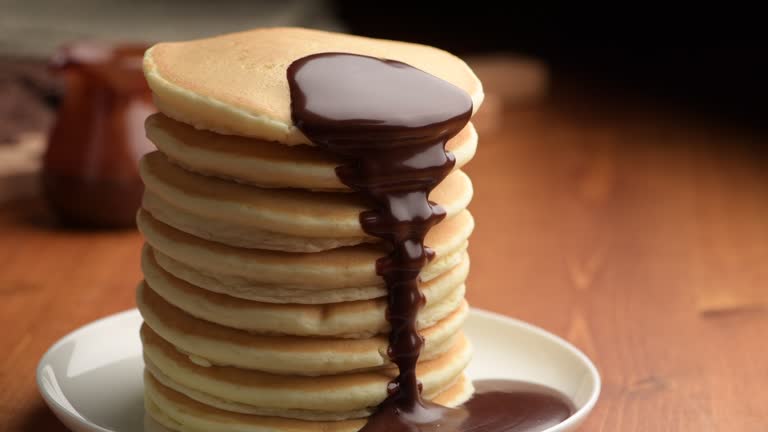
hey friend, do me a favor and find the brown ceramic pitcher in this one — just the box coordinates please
[43,41,154,228]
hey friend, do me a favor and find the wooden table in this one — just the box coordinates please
[1,94,767,431]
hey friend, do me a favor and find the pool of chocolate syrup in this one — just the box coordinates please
[288,53,573,431]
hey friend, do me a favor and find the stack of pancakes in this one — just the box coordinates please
[136,27,484,432]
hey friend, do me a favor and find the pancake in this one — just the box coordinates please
[137,285,468,374]
[142,191,368,253]
[146,361,463,421]
[141,249,468,337]
[142,327,471,418]
[144,373,473,432]
[143,27,483,144]
[137,209,473,294]
[152,244,466,304]
[139,151,474,251]
[146,113,477,192]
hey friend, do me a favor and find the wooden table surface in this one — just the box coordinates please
[1,94,767,432]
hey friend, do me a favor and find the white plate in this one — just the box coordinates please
[37,308,600,432]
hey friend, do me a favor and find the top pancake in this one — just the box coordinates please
[143,27,484,144]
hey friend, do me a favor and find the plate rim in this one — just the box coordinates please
[37,307,601,432]
[36,309,141,432]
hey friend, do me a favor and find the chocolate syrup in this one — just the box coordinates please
[356,380,574,432]
[288,53,573,431]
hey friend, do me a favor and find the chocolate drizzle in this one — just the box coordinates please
[289,52,468,410]
[288,53,573,431]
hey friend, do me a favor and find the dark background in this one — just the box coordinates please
[337,3,767,128]
[0,2,764,143]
